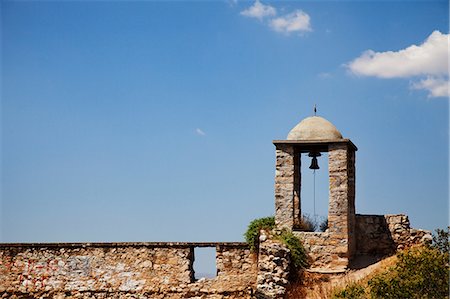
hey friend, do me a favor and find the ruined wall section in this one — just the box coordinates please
[355,214,432,256]
[355,215,395,255]
[294,214,431,271]
[293,232,335,271]
[0,242,257,298]
[256,231,291,298]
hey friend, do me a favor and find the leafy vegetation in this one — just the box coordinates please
[244,216,308,269]
[432,226,449,254]
[368,246,449,299]
[277,229,309,269]
[244,216,275,252]
[331,243,449,299]
[333,283,366,299]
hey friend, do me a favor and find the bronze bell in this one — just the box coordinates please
[308,152,321,170]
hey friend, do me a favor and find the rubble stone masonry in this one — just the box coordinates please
[294,214,431,271]
[0,242,258,299]
[355,214,432,256]
[274,144,297,231]
[256,231,291,298]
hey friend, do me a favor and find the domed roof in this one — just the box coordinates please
[287,116,343,140]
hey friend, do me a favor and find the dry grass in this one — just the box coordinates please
[286,255,398,298]
[286,271,335,299]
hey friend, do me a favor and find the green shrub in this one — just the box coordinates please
[276,229,309,269]
[368,246,449,299]
[332,283,366,299]
[244,216,275,252]
[331,245,449,299]
[432,226,449,254]
[244,217,308,269]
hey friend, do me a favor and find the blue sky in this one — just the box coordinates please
[1,0,448,250]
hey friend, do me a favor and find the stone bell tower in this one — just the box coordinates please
[273,115,357,270]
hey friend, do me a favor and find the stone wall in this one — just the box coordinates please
[0,242,258,299]
[355,215,395,255]
[256,231,291,298]
[355,214,432,256]
[327,143,356,270]
[274,144,298,230]
[293,214,432,272]
[293,232,338,272]
[0,221,432,298]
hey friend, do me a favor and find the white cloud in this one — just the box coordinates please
[348,31,448,78]
[318,72,332,79]
[195,128,206,136]
[228,0,238,7]
[411,76,449,98]
[347,31,449,98]
[240,0,276,20]
[269,10,312,34]
[240,2,312,36]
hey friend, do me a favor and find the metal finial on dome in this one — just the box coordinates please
[313,104,317,116]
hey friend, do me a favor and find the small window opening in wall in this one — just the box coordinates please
[301,152,329,232]
[193,247,217,280]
